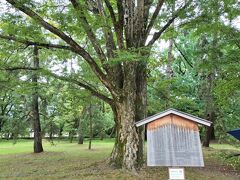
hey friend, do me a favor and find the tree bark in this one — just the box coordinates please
[110,62,147,171]
[32,46,43,153]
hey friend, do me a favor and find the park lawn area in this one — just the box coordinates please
[0,139,239,180]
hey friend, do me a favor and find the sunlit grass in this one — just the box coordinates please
[210,143,240,151]
[0,138,114,155]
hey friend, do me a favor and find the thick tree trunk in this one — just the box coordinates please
[32,46,43,153]
[110,62,147,171]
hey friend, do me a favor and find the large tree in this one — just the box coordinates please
[1,0,193,170]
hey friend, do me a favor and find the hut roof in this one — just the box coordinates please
[136,108,211,127]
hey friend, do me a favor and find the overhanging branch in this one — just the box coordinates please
[0,34,72,51]
[1,65,114,105]
[41,70,114,105]
[0,67,40,71]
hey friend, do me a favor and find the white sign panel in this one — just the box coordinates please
[168,168,185,180]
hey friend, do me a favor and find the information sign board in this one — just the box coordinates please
[168,168,185,180]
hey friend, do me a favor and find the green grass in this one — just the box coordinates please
[0,139,239,180]
[210,143,240,151]
[0,139,113,155]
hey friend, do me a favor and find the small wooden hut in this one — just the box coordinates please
[136,108,211,167]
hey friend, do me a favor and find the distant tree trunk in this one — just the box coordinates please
[167,39,174,77]
[88,104,93,150]
[69,131,74,143]
[99,130,104,140]
[78,119,84,144]
[32,46,43,153]
[109,125,116,138]
[202,71,216,147]
[49,130,53,141]
[201,33,218,147]
[5,133,10,140]
[203,110,215,147]
[41,98,48,138]
[78,134,84,144]
[165,2,175,108]
[167,2,175,78]
[78,108,85,144]
[58,123,64,138]
[0,114,3,132]
[203,126,213,147]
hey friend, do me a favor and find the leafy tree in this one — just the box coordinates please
[1,0,239,171]
[1,0,192,170]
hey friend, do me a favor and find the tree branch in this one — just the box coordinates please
[115,0,125,49]
[145,0,165,38]
[0,34,72,51]
[173,40,193,68]
[70,0,107,63]
[1,65,113,105]
[147,0,192,46]
[41,70,114,105]
[5,0,114,96]
[104,0,116,25]
[0,67,40,71]
[103,0,123,50]
[96,0,116,59]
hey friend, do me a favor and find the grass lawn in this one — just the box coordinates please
[0,139,239,180]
